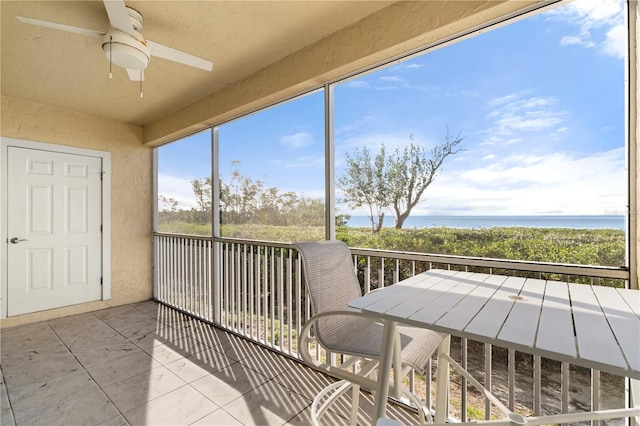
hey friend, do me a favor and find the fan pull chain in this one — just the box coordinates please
[108,35,113,79]
[139,71,143,98]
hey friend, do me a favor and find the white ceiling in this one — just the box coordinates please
[1,1,394,126]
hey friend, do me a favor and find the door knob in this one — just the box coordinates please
[9,237,27,244]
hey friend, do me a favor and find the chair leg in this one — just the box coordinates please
[312,380,360,426]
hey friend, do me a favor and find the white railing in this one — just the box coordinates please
[154,233,631,424]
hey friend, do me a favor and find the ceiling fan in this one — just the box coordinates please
[16,0,213,82]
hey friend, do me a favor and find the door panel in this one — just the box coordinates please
[7,147,103,316]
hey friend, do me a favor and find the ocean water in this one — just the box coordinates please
[346,215,626,231]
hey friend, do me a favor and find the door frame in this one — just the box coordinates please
[0,137,111,319]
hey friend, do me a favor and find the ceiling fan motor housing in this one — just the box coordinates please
[102,29,150,70]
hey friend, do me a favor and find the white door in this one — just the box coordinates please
[7,147,103,316]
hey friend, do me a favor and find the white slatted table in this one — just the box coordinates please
[347,269,640,425]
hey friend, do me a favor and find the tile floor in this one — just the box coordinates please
[0,301,417,426]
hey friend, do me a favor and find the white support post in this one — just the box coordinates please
[435,335,451,423]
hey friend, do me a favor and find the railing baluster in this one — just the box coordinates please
[249,245,255,340]
[365,256,371,293]
[561,362,570,425]
[242,244,248,335]
[591,369,600,426]
[296,253,302,358]
[287,250,293,355]
[508,348,515,412]
[278,250,284,351]
[485,343,492,420]
[153,234,631,425]
[263,247,268,344]
[534,355,542,416]
[462,337,468,422]
[270,246,276,348]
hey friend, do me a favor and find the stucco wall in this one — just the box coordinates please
[0,95,153,327]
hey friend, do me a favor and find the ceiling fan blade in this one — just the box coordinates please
[16,16,104,38]
[103,0,134,35]
[147,40,213,72]
[126,68,144,81]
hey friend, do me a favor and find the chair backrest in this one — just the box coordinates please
[293,241,362,315]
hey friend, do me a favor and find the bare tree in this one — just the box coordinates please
[337,145,391,233]
[338,130,463,232]
[388,131,463,228]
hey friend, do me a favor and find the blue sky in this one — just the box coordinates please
[159,0,626,217]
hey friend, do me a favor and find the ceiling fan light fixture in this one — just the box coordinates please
[102,31,149,70]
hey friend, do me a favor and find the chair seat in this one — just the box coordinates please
[316,309,446,371]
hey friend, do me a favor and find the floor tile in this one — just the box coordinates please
[72,339,141,367]
[100,309,153,329]
[86,350,161,387]
[207,331,268,362]
[96,414,130,426]
[0,322,52,343]
[123,385,218,425]
[237,346,298,380]
[94,305,142,321]
[0,409,16,426]
[190,408,244,425]
[9,370,118,426]
[143,336,211,365]
[1,345,82,388]
[285,406,350,426]
[51,319,125,351]
[190,362,271,407]
[47,312,100,329]
[221,379,311,426]
[164,347,235,383]
[101,366,186,412]
[0,301,423,426]
[131,300,162,316]
[123,320,186,350]
[271,361,335,401]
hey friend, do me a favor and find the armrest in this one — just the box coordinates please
[298,308,379,367]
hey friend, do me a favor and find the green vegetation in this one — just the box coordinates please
[157,222,625,269]
[337,226,625,268]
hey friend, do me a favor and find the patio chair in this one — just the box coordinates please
[294,241,447,425]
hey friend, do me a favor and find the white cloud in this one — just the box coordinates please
[483,93,566,138]
[280,156,325,169]
[482,154,495,160]
[550,0,624,58]
[603,23,626,58]
[495,113,563,132]
[416,148,625,215]
[280,132,314,148]
[483,94,566,138]
[157,174,198,210]
[505,97,555,110]
[379,75,405,83]
[560,35,595,48]
[487,93,520,107]
[344,80,369,89]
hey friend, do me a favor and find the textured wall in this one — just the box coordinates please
[0,95,153,327]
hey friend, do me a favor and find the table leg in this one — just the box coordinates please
[372,319,398,425]
[435,335,451,423]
